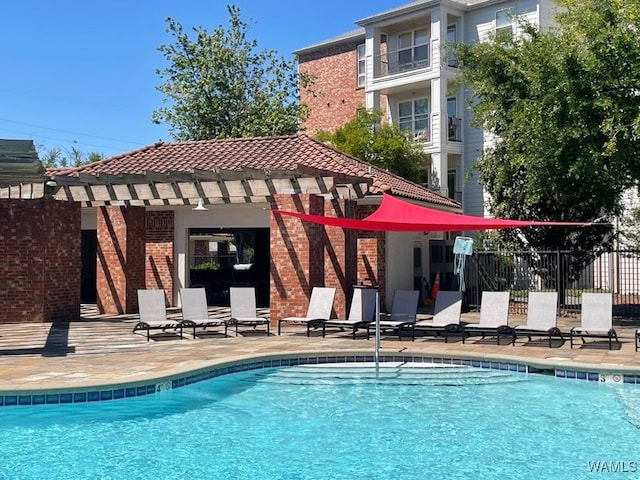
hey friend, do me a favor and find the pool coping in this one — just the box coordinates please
[2,348,640,407]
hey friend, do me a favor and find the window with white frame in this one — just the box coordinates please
[495,9,514,39]
[357,43,366,88]
[399,98,429,141]
[398,28,429,70]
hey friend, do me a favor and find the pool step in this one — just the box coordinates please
[253,363,526,386]
[616,388,640,428]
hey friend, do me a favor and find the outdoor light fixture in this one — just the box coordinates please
[193,198,208,211]
[43,179,58,198]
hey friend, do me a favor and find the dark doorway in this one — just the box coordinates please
[188,228,270,307]
[429,239,456,292]
[81,230,97,303]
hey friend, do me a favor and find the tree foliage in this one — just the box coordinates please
[153,5,310,140]
[315,107,428,184]
[40,146,103,168]
[455,0,640,254]
[620,206,640,249]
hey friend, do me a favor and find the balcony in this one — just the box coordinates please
[448,117,462,142]
[373,44,430,79]
[412,128,431,143]
[449,190,463,203]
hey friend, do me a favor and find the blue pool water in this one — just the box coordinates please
[1,364,639,480]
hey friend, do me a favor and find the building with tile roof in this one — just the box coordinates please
[50,133,458,207]
[1,133,461,325]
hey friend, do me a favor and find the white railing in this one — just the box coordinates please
[373,44,430,78]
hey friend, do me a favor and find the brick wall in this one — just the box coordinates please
[299,40,388,135]
[145,211,174,305]
[269,194,363,323]
[270,194,326,323]
[0,198,80,323]
[323,198,356,319]
[96,205,146,314]
[298,40,366,134]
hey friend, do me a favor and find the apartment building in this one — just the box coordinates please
[295,0,556,218]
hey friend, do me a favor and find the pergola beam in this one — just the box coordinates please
[1,167,373,206]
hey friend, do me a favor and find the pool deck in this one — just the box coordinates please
[1,305,639,393]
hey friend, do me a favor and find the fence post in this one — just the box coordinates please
[556,247,565,308]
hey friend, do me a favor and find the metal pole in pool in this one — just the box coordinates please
[375,289,380,368]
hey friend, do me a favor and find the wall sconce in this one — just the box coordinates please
[43,180,58,198]
[193,198,208,211]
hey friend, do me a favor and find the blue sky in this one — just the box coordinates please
[1,1,401,159]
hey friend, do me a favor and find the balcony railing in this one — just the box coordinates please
[448,116,462,142]
[410,127,431,143]
[449,190,463,203]
[373,44,430,78]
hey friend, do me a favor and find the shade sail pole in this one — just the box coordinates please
[375,289,380,368]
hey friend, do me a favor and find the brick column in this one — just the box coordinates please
[322,198,356,319]
[0,198,80,323]
[145,211,174,305]
[96,205,146,314]
[270,194,325,324]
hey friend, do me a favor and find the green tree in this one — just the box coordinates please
[455,0,640,255]
[153,5,310,140]
[620,206,640,249]
[316,107,428,184]
[40,146,103,168]
[40,147,65,168]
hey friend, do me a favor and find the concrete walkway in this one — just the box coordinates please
[0,305,639,393]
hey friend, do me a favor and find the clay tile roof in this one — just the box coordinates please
[52,134,458,208]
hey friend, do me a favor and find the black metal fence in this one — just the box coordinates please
[463,249,640,320]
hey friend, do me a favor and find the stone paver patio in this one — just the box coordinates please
[0,305,638,394]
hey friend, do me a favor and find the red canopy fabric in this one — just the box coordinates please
[272,193,590,232]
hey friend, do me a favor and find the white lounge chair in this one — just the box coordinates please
[413,290,463,342]
[462,291,513,344]
[322,288,378,339]
[366,289,420,340]
[513,291,563,347]
[179,287,227,338]
[570,293,619,349]
[133,289,183,341]
[229,287,270,336]
[277,287,336,336]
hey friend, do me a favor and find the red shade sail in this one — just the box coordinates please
[272,193,590,232]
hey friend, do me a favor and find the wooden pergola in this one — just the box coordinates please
[0,166,372,206]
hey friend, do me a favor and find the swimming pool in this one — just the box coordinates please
[1,363,639,480]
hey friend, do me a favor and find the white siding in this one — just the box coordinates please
[461,97,486,217]
[385,231,421,310]
[465,0,542,43]
[460,0,546,218]
[539,0,559,29]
